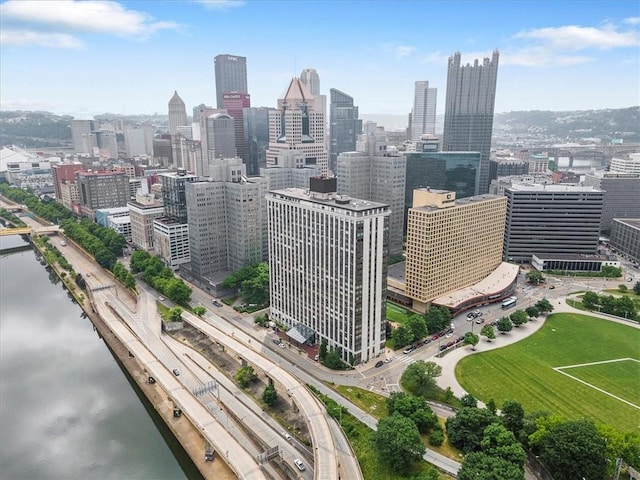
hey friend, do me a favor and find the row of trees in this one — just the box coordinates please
[129,250,191,305]
[0,207,26,227]
[389,306,452,350]
[0,184,73,224]
[222,263,269,306]
[582,291,639,320]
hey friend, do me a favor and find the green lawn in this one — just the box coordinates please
[386,302,413,323]
[559,359,640,406]
[456,313,640,432]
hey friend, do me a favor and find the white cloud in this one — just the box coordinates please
[0,0,179,38]
[514,24,639,51]
[501,47,593,67]
[623,17,640,25]
[0,29,83,48]
[394,45,416,58]
[192,0,246,9]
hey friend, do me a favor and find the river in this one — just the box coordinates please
[0,234,202,480]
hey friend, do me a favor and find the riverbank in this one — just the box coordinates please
[31,235,233,480]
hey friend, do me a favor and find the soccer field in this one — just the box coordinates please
[456,313,640,432]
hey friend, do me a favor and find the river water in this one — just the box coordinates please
[0,235,202,480]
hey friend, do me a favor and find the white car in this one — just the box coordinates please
[294,459,305,471]
[282,431,292,441]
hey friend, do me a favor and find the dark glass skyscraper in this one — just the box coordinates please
[442,50,499,194]
[329,88,362,174]
[214,54,248,109]
[243,107,272,176]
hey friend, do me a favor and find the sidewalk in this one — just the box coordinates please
[432,300,639,399]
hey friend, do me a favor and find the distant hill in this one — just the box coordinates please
[0,111,73,148]
[493,107,640,143]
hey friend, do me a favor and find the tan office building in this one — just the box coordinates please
[404,189,507,312]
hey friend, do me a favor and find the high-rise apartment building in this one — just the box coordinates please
[404,151,480,220]
[443,51,499,194]
[168,91,188,137]
[222,92,250,162]
[410,81,437,141]
[267,177,390,364]
[266,78,329,175]
[76,170,130,215]
[70,119,95,154]
[404,189,507,312]
[337,134,406,255]
[299,68,320,95]
[185,159,268,279]
[609,152,640,174]
[329,88,362,174]
[504,184,604,263]
[160,169,199,224]
[214,54,248,109]
[583,172,640,232]
[243,107,273,176]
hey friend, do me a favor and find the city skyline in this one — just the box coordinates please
[0,0,638,119]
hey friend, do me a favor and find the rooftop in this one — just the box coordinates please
[270,188,388,212]
[614,218,640,229]
[507,183,602,193]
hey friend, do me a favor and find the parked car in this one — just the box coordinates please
[403,347,414,354]
[384,357,392,363]
[375,360,384,368]
[549,285,555,290]
[294,459,306,471]
[431,334,440,341]
[438,345,447,351]
[212,300,223,307]
[282,431,292,441]
[172,369,180,376]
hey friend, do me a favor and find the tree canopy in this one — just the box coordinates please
[480,324,496,341]
[497,316,513,334]
[423,305,451,334]
[526,270,544,285]
[223,263,269,306]
[509,310,528,327]
[387,392,438,433]
[373,414,426,474]
[458,452,524,480]
[446,407,499,453]
[400,361,442,397]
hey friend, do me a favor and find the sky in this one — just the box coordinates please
[0,0,639,120]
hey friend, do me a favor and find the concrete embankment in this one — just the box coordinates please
[31,238,233,480]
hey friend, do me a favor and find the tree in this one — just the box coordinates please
[526,269,545,285]
[501,400,524,436]
[391,324,414,349]
[319,339,328,361]
[406,314,428,342]
[167,307,183,322]
[634,281,640,295]
[323,349,344,370]
[525,306,539,320]
[618,284,628,292]
[496,316,513,334]
[262,383,278,407]
[534,298,554,314]
[464,332,480,350]
[387,392,438,433]
[480,324,496,342]
[401,361,442,397]
[509,310,528,327]
[166,278,192,305]
[582,291,600,309]
[480,423,526,468]
[458,452,524,480]
[192,306,206,317]
[446,407,499,453]
[613,295,637,320]
[460,393,478,408]
[428,428,444,446]
[539,420,607,480]
[424,305,451,334]
[235,365,257,388]
[601,265,622,278]
[373,414,426,474]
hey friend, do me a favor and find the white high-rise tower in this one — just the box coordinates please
[410,81,437,140]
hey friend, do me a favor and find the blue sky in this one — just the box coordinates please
[1,0,638,120]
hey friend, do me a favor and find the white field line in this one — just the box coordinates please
[553,358,640,410]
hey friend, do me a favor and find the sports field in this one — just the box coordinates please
[456,313,640,431]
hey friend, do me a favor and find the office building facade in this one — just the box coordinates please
[168,91,188,137]
[404,151,480,220]
[583,172,640,232]
[442,50,499,194]
[71,119,95,154]
[410,81,437,141]
[299,68,320,95]
[128,194,164,251]
[243,107,273,176]
[504,184,604,263]
[76,170,130,213]
[222,92,251,161]
[160,169,199,224]
[214,54,248,109]
[205,113,237,161]
[404,190,507,312]
[267,177,390,364]
[610,219,640,264]
[52,163,83,201]
[329,88,362,174]
[266,78,328,175]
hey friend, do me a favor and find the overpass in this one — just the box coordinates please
[0,225,60,236]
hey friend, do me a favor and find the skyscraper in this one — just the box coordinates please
[266,78,329,175]
[205,113,237,161]
[443,50,499,194]
[300,68,320,95]
[70,119,95,154]
[329,88,362,174]
[168,91,188,136]
[222,92,251,162]
[214,54,248,109]
[243,107,273,176]
[410,81,437,140]
[267,177,389,364]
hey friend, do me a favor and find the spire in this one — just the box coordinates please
[169,90,185,106]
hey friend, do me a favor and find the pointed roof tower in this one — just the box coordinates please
[278,78,314,110]
[169,90,185,107]
[168,90,188,136]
